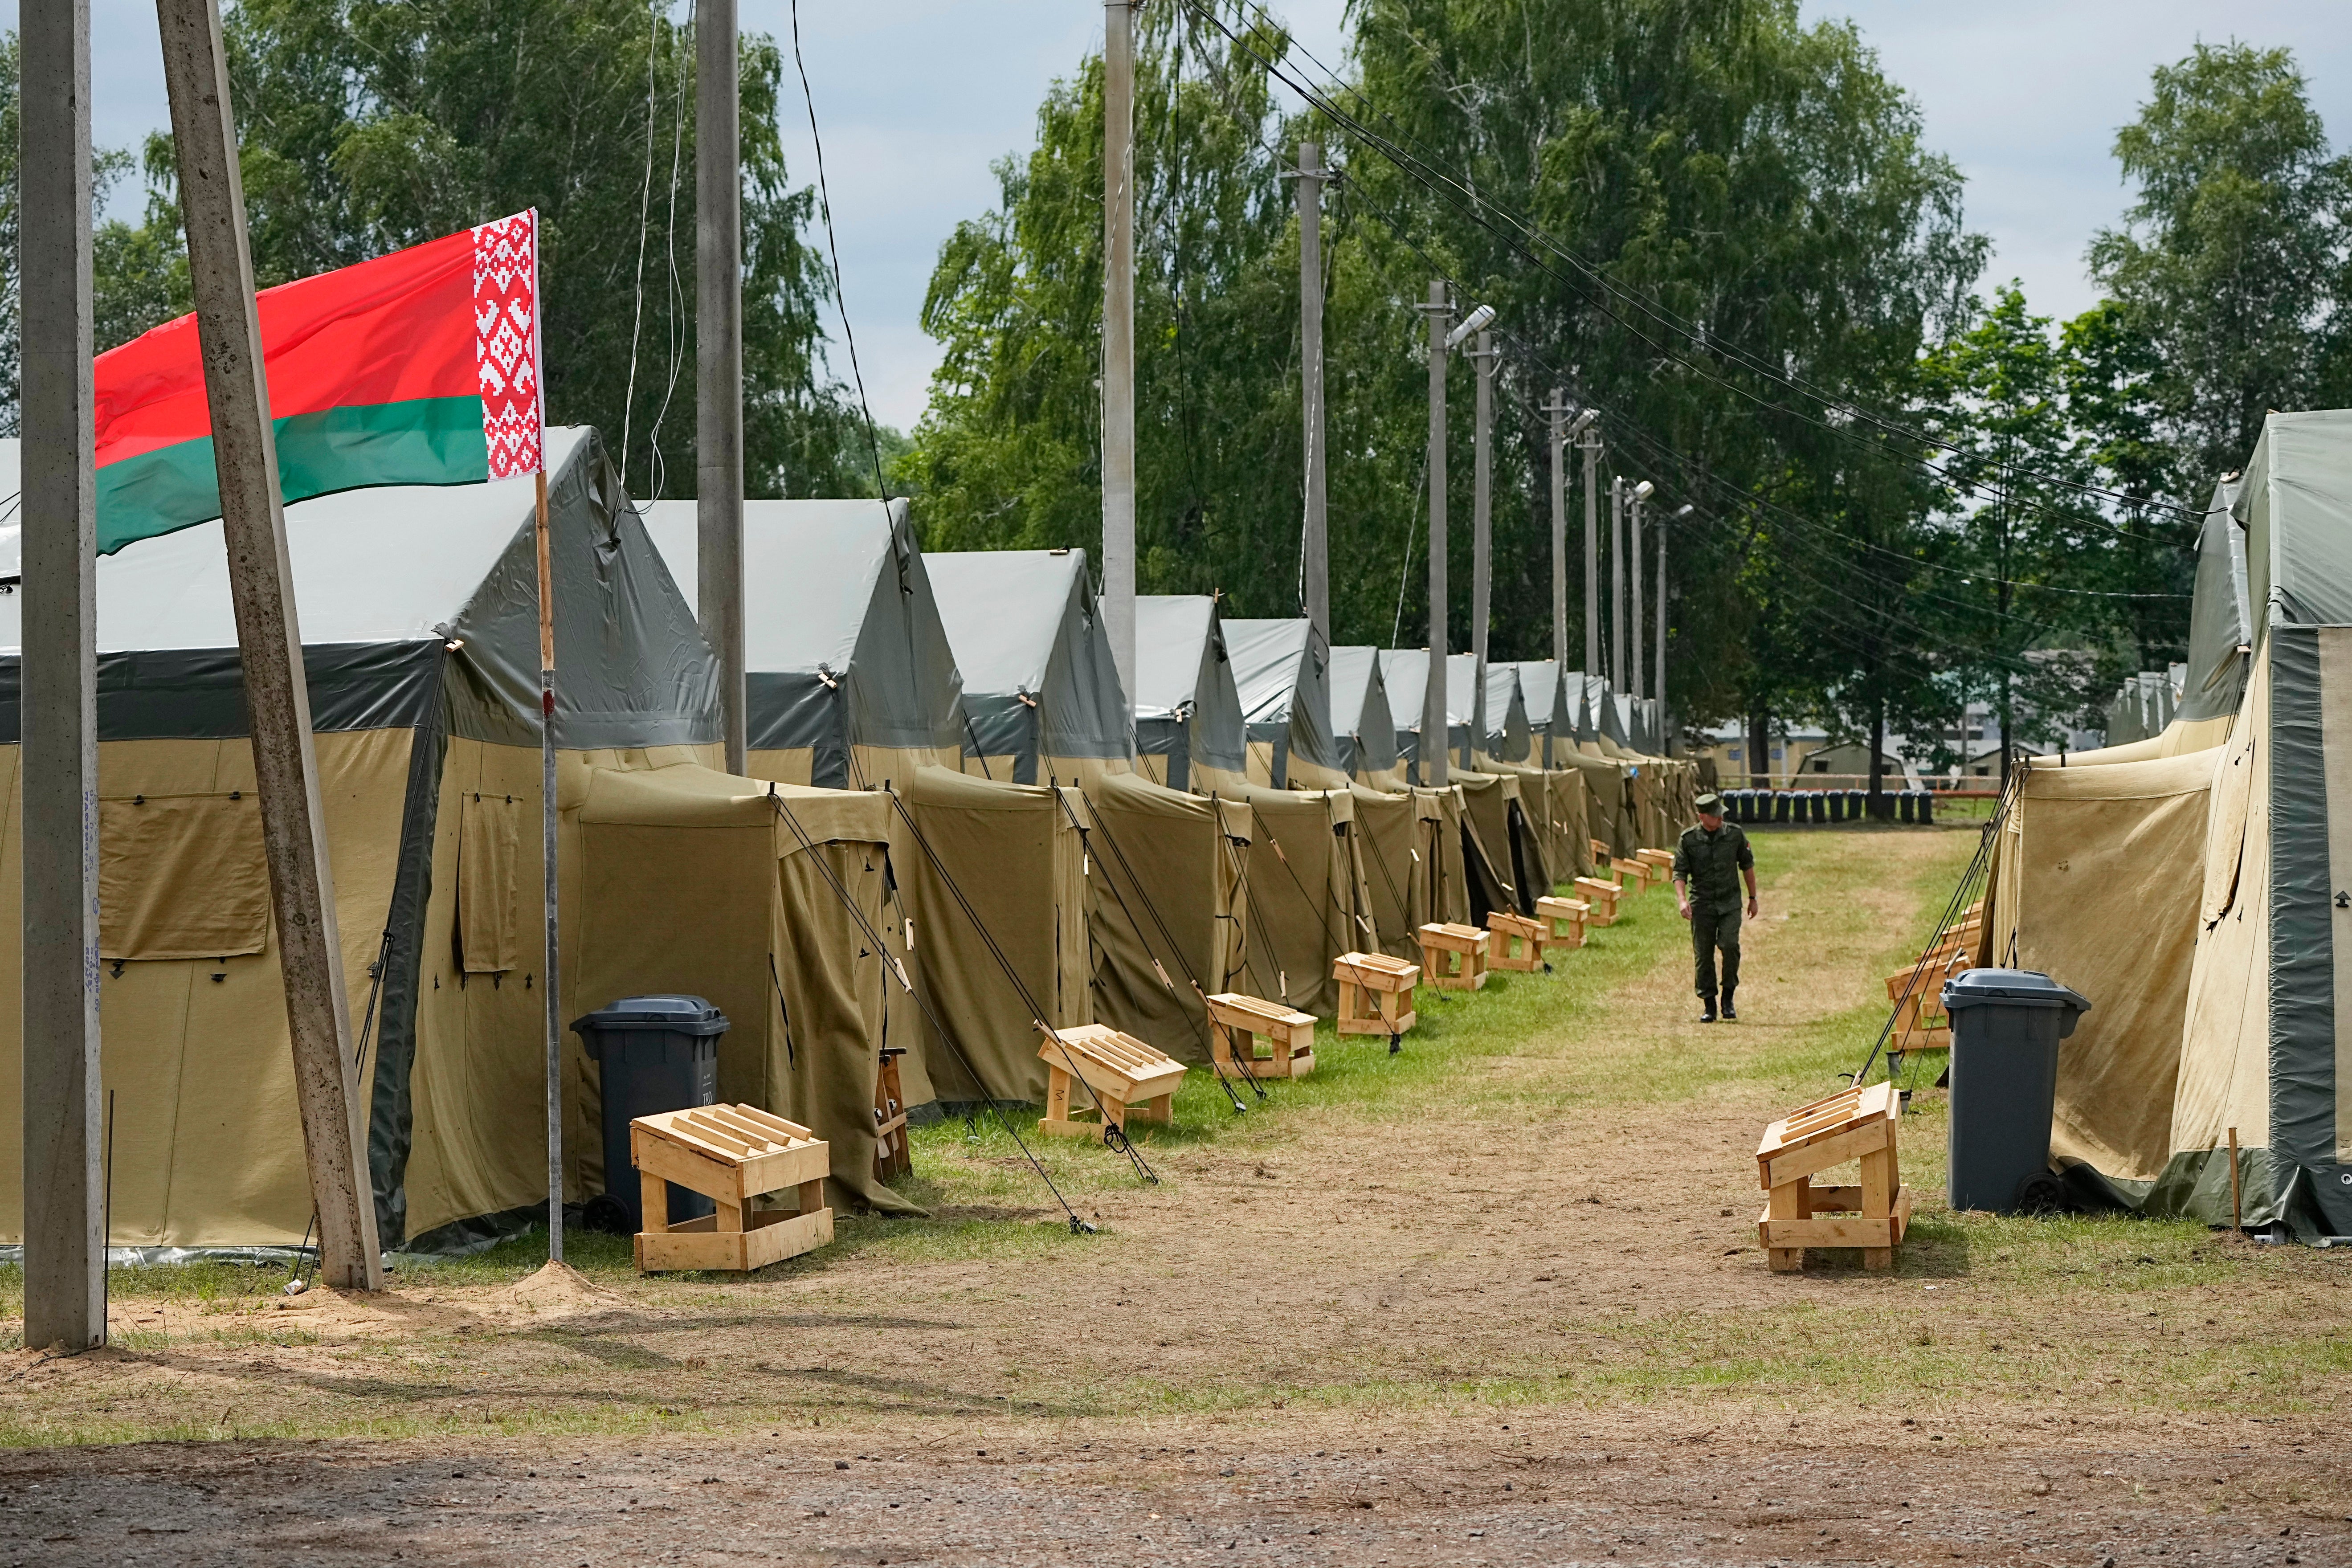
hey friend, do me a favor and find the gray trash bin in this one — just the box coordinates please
[1940,969,2091,1213]
[572,995,730,1232]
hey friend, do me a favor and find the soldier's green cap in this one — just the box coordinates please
[1695,792,1724,814]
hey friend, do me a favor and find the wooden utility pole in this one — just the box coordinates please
[157,0,382,1290]
[1420,282,1450,787]
[535,469,561,1260]
[1469,331,1496,756]
[1545,390,1567,670]
[698,0,745,776]
[1101,0,1138,707]
[20,0,105,1351]
[1297,142,1328,641]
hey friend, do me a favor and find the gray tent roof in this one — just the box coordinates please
[2238,409,2352,644]
[0,426,718,748]
[2179,476,2252,723]
[1132,594,1246,778]
[1378,650,1478,768]
[642,498,965,779]
[1224,616,1343,779]
[1515,660,1563,736]
[1327,644,1397,776]
[929,548,1132,773]
[1482,660,1531,760]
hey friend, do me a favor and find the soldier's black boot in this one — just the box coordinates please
[1698,994,1718,1024]
[1722,986,1738,1021]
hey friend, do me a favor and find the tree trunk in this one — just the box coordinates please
[1747,707,1772,791]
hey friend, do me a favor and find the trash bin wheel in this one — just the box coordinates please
[2013,1171,2068,1215]
[583,1192,634,1235]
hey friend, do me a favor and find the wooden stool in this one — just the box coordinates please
[1204,992,1316,1079]
[1611,856,1654,890]
[1589,837,1610,863]
[1417,921,1490,990]
[1037,1024,1187,1139]
[1883,946,1971,1064]
[1573,876,1621,926]
[1485,910,1545,972]
[1334,952,1420,1039]
[873,1045,912,1184]
[1756,1081,1912,1273]
[1535,895,1588,950]
[1635,848,1675,880]
[631,1103,833,1274]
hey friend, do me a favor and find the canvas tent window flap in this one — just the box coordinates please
[458,790,523,972]
[99,793,269,960]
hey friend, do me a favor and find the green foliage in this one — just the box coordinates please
[2089,41,2352,488]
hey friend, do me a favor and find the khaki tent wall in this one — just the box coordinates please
[1453,771,1528,915]
[1406,785,1508,926]
[2037,715,2235,768]
[901,766,1090,1105]
[1082,772,1250,1062]
[1988,746,2220,1182]
[1223,784,1366,1015]
[1474,757,1562,901]
[0,729,414,1248]
[1563,747,1634,858]
[1543,770,1593,881]
[1350,786,1420,958]
[2177,670,2269,1171]
[571,763,916,1215]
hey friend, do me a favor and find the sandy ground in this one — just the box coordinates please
[5,828,2348,1565]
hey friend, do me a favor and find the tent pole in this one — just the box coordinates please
[20,0,105,1349]
[158,0,381,1290]
[536,469,563,1262]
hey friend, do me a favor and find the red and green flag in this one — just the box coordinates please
[94,210,543,555]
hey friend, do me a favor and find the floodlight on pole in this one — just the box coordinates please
[1443,302,1495,351]
[1632,479,1654,502]
[1565,407,1597,439]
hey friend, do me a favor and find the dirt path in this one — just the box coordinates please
[5,827,2348,1564]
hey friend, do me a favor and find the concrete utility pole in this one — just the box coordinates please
[1469,331,1497,757]
[1420,282,1450,787]
[1297,142,1328,642]
[1582,417,1601,676]
[1629,483,1646,701]
[21,0,104,1351]
[1660,502,1690,748]
[158,0,382,1290]
[697,0,745,776]
[1101,0,1138,708]
[1609,476,1625,690]
[1544,391,1567,669]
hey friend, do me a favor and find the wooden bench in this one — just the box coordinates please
[1756,1081,1911,1273]
[1417,921,1490,991]
[1535,895,1589,950]
[1486,910,1545,972]
[1037,1024,1187,1139]
[1204,991,1316,1079]
[1573,876,1621,926]
[1612,856,1656,890]
[631,1103,833,1274]
[1635,848,1676,881]
[1333,952,1419,1041]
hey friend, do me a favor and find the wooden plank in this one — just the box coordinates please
[636,1207,832,1273]
[726,1103,817,1143]
[1761,1117,1891,1189]
[1759,1212,1899,1248]
[639,1172,669,1235]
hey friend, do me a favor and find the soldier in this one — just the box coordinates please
[1674,791,1757,1023]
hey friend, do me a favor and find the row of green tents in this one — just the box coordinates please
[0,427,1695,1255]
[1990,408,2352,1241]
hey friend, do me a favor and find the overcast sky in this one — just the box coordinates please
[13,0,2348,433]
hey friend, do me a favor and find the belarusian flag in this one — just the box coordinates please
[94,209,543,555]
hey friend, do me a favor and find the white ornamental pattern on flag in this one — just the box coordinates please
[473,209,543,478]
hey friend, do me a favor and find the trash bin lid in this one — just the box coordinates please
[1940,968,2091,1014]
[568,994,731,1036]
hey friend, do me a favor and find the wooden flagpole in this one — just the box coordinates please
[537,466,562,1262]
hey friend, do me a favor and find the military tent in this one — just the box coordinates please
[1329,644,1402,788]
[0,427,730,1254]
[1131,594,1248,792]
[1377,649,1460,781]
[572,764,916,1214]
[1349,784,1421,958]
[930,548,1134,786]
[1479,661,1534,764]
[1225,617,1348,789]
[1222,782,1371,1015]
[895,766,1092,1107]
[1082,772,1252,1060]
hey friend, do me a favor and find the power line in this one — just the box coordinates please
[791,0,890,500]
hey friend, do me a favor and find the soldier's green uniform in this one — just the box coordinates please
[1674,807,1754,1013]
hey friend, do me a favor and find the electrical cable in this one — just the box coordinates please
[619,0,663,498]
[790,0,890,501]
